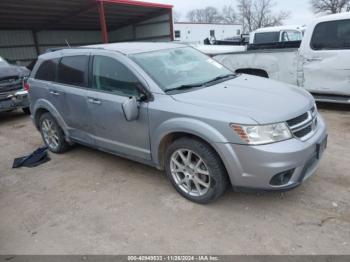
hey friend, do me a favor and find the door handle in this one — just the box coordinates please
[87,98,102,105]
[305,57,323,62]
[49,90,60,96]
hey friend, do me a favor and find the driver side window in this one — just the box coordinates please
[92,55,140,97]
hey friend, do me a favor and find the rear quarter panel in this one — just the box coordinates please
[214,49,299,85]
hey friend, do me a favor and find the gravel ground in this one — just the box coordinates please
[0,103,349,255]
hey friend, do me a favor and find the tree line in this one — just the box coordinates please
[176,0,350,32]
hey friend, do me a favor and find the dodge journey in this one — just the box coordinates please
[28,43,328,203]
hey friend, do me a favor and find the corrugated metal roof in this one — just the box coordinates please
[0,0,173,30]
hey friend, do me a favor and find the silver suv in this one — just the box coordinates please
[28,43,327,203]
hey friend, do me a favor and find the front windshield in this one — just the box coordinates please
[0,57,9,67]
[132,47,233,92]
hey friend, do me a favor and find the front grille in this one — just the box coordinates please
[294,125,312,138]
[287,112,308,127]
[0,76,19,84]
[0,77,22,93]
[287,108,318,141]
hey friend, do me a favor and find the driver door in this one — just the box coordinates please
[87,52,151,161]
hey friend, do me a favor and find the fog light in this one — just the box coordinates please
[270,170,294,186]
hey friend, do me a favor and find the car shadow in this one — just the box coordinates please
[317,102,350,112]
[0,110,29,124]
[63,144,302,207]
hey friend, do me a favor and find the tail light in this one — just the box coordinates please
[23,81,30,91]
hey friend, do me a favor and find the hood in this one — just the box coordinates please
[0,65,30,80]
[171,74,314,124]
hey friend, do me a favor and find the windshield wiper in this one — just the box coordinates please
[165,74,236,93]
[202,74,236,86]
[165,82,206,93]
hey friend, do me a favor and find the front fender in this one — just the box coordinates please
[32,99,69,136]
[151,117,229,166]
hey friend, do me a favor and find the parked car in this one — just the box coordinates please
[28,43,327,203]
[0,56,31,114]
[200,13,350,104]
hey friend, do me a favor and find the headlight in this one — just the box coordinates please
[231,122,292,145]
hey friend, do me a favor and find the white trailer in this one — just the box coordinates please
[174,23,242,44]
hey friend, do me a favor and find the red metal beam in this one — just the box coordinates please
[98,1,109,43]
[97,0,173,9]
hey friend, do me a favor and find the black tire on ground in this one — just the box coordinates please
[22,107,31,115]
[165,137,228,204]
[39,112,70,154]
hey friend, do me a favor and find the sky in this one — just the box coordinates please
[139,0,316,26]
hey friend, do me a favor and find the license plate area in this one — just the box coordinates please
[316,135,328,159]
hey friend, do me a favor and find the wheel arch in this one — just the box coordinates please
[152,118,229,171]
[235,68,269,78]
[32,99,69,137]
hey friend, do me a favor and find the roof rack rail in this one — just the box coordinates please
[45,46,105,53]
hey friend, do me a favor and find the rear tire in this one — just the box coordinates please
[39,113,70,154]
[165,137,228,204]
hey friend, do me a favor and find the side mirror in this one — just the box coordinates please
[122,96,139,121]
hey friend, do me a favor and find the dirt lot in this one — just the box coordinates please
[0,104,349,255]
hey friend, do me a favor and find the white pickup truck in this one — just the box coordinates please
[249,25,305,45]
[205,13,350,104]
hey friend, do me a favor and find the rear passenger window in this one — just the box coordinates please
[35,59,59,81]
[92,56,140,97]
[311,19,350,50]
[57,56,89,87]
[254,32,280,44]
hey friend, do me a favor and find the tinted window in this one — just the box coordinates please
[254,32,279,44]
[92,56,139,97]
[311,19,350,50]
[57,56,88,87]
[175,30,181,38]
[35,59,59,81]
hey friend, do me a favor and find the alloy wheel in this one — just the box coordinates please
[170,149,211,197]
[41,118,59,150]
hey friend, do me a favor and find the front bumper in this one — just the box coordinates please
[216,115,328,191]
[0,90,29,112]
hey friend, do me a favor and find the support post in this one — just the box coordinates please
[169,9,174,41]
[132,24,136,41]
[32,30,40,56]
[98,1,109,43]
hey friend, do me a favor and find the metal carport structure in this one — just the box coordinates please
[0,0,174,65]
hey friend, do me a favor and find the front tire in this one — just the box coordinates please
[22,107,31,115]
[39,113,69,154]
[165,138,228,204]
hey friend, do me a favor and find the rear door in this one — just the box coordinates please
[30,58,64,116]
[87,51,151,160]
[301,18,350,96]
[56,53,93,144]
